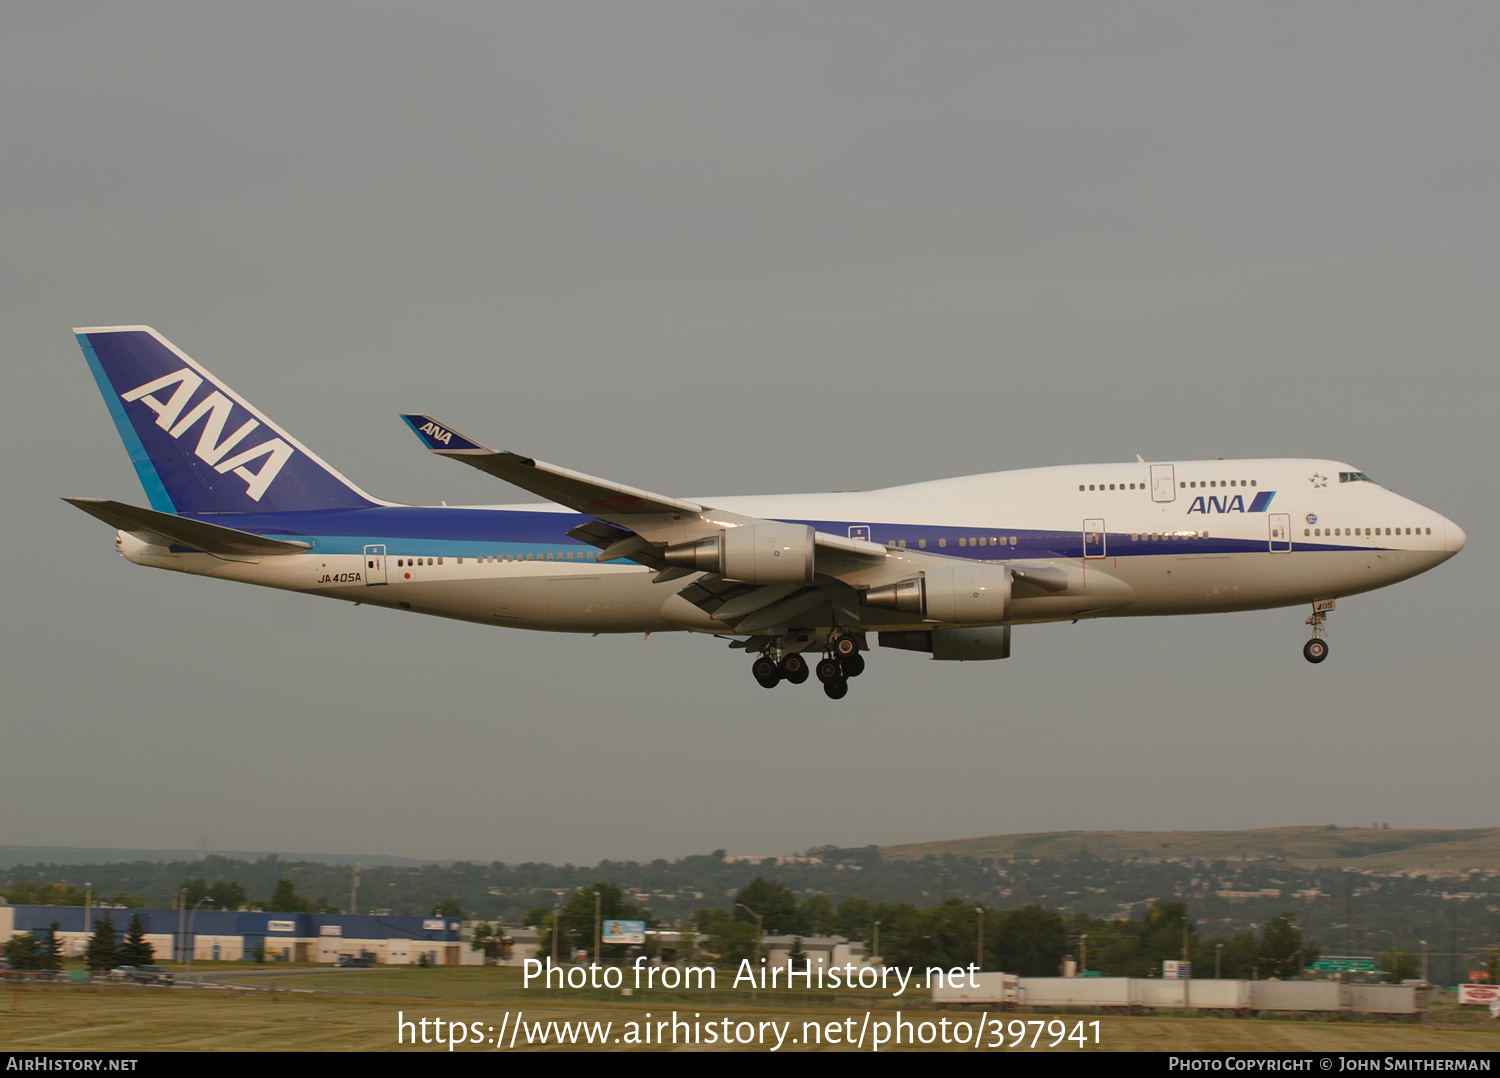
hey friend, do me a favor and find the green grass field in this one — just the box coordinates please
[2,968,1498,1052]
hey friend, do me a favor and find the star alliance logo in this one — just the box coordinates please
[1308,473,1328,488]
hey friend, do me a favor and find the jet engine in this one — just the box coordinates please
[663,522,815,584]
[878,626,1012,661]
[862,563,1011,623]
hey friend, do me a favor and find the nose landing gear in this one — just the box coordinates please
[1303,599,1334,664]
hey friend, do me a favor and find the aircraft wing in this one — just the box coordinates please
[400,415,706,523]
[400,414,889,563]
[398,414,1017,636]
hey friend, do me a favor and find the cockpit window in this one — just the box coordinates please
[1339,471,1375,484]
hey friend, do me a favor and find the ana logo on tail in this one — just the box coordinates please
[121,368,294,501]
[418,421,453,445]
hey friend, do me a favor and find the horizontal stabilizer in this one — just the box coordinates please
[64,498,311,556]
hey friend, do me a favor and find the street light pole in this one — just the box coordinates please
[735,904,763,965]
[176,887,187,965]
[186,899,210,972]
[736,904,763,1002]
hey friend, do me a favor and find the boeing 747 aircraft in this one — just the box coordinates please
[68,327,1466,700]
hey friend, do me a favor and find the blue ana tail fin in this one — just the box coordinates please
[75,326,381,515]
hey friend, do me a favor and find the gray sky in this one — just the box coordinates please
[3,3,1495,865]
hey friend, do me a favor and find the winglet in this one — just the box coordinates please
[400,414,497,455]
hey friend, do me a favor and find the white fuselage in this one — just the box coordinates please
[117,458,1464,636]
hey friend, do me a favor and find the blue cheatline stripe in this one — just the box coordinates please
[77,333,176,514]
[173,507,1396,560]
[216,530,1385,562]
[298,535,620,559]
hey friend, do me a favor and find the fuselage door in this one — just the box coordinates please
[363,544,388,584]
[1268,515,1291,553]
[847,525,871,542]
[1150,464,1176,503]
[1083,518,1106,559]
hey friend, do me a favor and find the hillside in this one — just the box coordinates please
[880,825,1500,873]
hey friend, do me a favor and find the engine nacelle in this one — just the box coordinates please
[663,522,815,584]
[863,563,1011,623]
[878,626,1012,661]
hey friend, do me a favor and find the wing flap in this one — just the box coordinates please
[731,588,831,634]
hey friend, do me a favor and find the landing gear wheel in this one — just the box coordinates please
[840,650,865,678]
[833,636,859,658]
[781,653,810,685]
[752,656,782,687]
[815,658,843,684]
[823,677,849,700]
[1303,601,1332,665]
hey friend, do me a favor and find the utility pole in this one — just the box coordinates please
[593,891,602,966]
[176,887,187,965]
[1346,872,1354,963]
[349,863,360,917]
[736,904,763,1002]
[1448,898,1458,989]
[975,908,984,973]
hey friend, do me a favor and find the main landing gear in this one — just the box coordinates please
[815,635,865,700]
[749,634,865,698]
[1303,599,1334,664]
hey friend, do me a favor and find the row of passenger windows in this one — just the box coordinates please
[1078,479,1260,491]
[394,552,600,566]
[892,537,1019,549]
[1305,527,1430,538]
[463,551,597,563]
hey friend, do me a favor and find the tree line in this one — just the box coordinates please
[513,877,1366,980]
[3,913,156,972]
